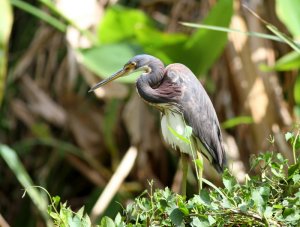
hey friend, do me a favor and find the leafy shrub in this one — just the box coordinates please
[46,131,300,226]
[99,132,300,226]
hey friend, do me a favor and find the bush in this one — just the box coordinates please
[47,131,300,226]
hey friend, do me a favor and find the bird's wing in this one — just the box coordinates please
[166,64,226,172]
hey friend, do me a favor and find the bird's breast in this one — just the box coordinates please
[160,110,193,155]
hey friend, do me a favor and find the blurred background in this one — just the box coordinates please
[1,0,300,226]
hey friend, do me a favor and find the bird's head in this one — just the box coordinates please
[89,54,158,92]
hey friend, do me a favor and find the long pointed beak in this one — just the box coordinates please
[89,68,129,92]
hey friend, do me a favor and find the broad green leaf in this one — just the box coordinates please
[276,0,300,39]
[76,206,84,219]
[238,203,248,213]
[260,51,300,72]
[82,214,92,227]
[98,5,188,64]
[208,215,216,225]
[181,0,233,75]
[98,5,153,44]
[251,189,264,214]
[191,217,209,227]
[199,189,211,205]
[114,213,122,225]
[0,0,13,105]
[264,206,273,219]
[0,144,50,225]
[135,26,187,64]
[77,43,143,83]
[100,216,115,227]
[221,116,253,129]
[222,172,235,192]
[292,174,300,184]
[170,208,184,226]
[294,73,300,105]
[285,132,294,142]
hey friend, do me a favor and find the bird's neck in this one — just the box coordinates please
[136,60,165,104]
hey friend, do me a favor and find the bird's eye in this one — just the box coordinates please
[124,62,136,70]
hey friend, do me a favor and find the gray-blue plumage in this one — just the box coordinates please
[90,54,226,173]
[135,55,226,172]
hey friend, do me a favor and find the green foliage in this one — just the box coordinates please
[98,5,154,44]
[97,132,300,226]
[81,0,233,82]
[47,195,93,227]
[294,73,300,106]
[0,144,51,225]
[260,51,300,72]
[221,116,253,129]
[180,0,233,75]
[77,43,143,83]
[276,0,300,39]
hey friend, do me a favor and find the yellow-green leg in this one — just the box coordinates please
[197,151,203,192]
[181,153,189,197]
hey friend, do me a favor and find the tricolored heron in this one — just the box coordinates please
[89,54,226,195]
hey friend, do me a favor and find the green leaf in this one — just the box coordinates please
[264,206,273,219]
[251,190,264,212]
[294,73,300,105]
[276,0,300,38]
[292,174,300,184]
[288,163,300,177]
[52,195,61,208]
[178,200,189,216]
[0,144,50,224]
[100,216,115,227]
[170,208,184,226]
[285,132,294,142]
[98,5,188,65]
[194,158,203,170]
[199,189,211,205]
[238,203,248,213]
[76,206,84,219]
[181,0,233,75]
[167,125,191,145]
[191,217,209,227]
[221,116,253,129]
[251,186,270,214]
[77,43,143,83]
[222,172,235,192]
[260,51,300,72]
[98,5,154,44]
[114,213,122,225]
[208,215,216,225]
[273,204,283,209]
[82,214,92,227]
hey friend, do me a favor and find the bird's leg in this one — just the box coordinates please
[181,153,189,197]
[196,150,203,192]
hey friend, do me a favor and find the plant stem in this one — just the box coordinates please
[292,130,299,164]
